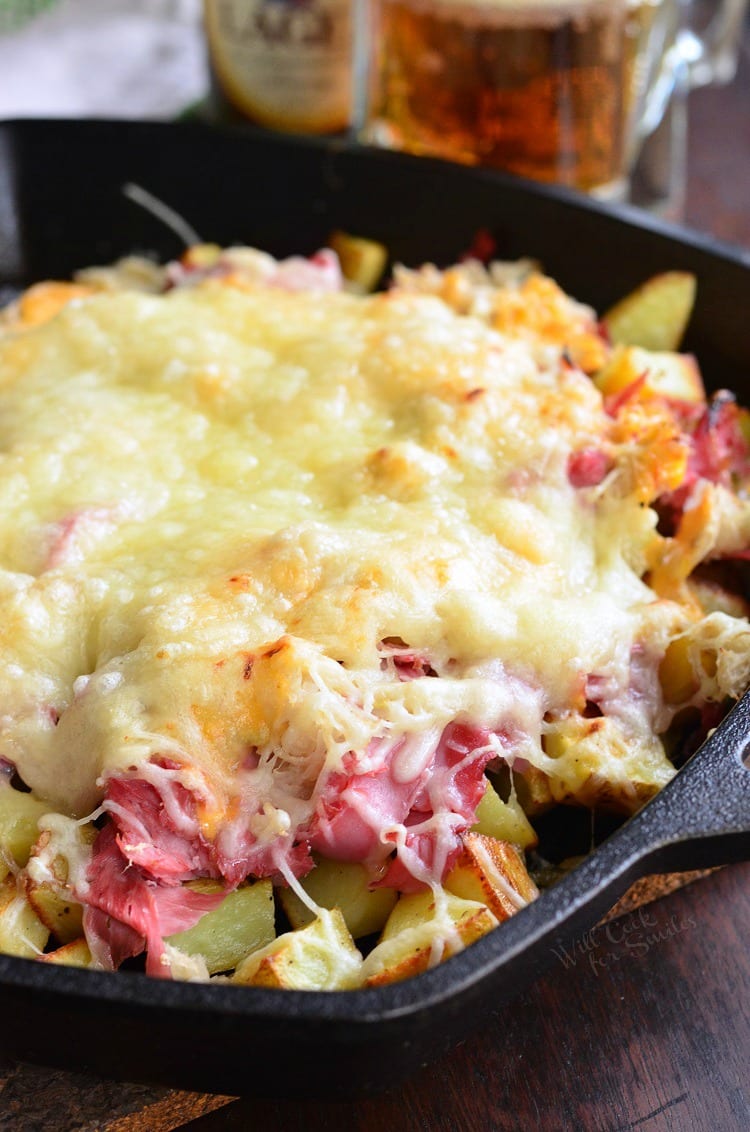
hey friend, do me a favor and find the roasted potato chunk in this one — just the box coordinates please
[329,231,387,293]
[0,784,50,882]
[602,271,696,351]
[41,937,93,969]
[472,781,538,849]
[167,879,276,975]
[0,876,49,958]
[444,833,538,921]
[361,891,497,987]
[278,857,398,939]
[233,908,362,990]
[594,345,704,403]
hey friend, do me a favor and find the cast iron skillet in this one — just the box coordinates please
[0,120,749,1098]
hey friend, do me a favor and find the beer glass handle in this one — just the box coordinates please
[680,0,748,89]
[636,0,746,145]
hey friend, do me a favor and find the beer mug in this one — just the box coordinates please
[358,0,748,208]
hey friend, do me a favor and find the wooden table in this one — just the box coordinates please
[2,32,750,1132]
[684,25,750,249]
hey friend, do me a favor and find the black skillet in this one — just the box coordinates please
[0,120,749,1098]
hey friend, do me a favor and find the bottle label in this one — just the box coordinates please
[206,0,353,133]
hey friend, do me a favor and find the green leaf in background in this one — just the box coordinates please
[0,1,58,35]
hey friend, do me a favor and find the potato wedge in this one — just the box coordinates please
[41,937,93,969]
[472,781,538,849]
[0,783,51,882]
[329,231,387,293]
[181,243,222,271]
[167,879,276,975]
[444,833,538,921]
[659,636,700,705]
[513,765,555,815]
[23,816,96,942]
[277,857,398,939]
[233,907,362,990]
[361,890,497,987]
[0,876,49,958]
[594,345,704,404]
[602,271,696,351]
[24,878,84,945]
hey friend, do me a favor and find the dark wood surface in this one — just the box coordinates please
[685,28,750,249]
[1,29,749,1132]
[183,863,750,1132]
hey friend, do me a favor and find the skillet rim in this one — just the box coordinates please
[0,117,749,1089]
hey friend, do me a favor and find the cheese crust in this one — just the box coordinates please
[1,248,748,980]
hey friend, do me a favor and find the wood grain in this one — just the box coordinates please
[167,863,750,1132]
[0,1061,232,1131]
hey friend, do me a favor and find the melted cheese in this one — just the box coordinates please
[0,284,681,819]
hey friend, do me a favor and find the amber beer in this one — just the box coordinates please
[365,0,674,196]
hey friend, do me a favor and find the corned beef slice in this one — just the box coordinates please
[83,824,223,975]
[106,772,214,882]
[86,722,499,967]
[308,723,497,888]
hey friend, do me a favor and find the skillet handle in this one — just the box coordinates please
[521,692,750,962]
[552,689,750,914]
[458,695,750,995]
[625,688,750,872]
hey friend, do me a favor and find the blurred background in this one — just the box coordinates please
[0,1,747,230]
[0,1,207,119]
